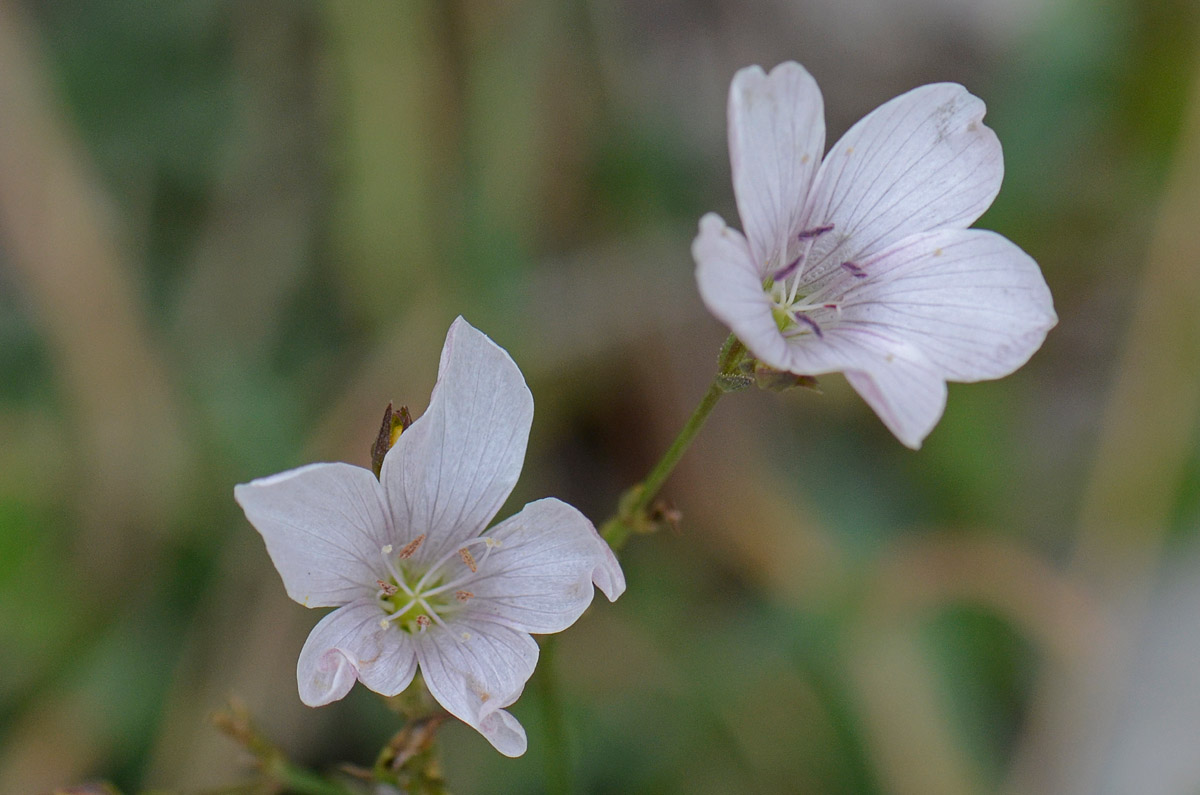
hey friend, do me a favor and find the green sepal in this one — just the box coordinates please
[716,373,754,393]
[754,362,821,393]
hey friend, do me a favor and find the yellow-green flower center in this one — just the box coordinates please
[375,536,499,634]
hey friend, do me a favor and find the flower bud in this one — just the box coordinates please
[371,403,414,477]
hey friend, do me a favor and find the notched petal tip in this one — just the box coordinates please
[730,63,768,89]
[730,60,816,94]
[727,60,825,276]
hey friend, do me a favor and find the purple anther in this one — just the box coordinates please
[773,256,802,282]
[797,224,834,241]
[841,261,867,278]
[796,314,824,338]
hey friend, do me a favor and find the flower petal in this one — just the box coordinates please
[475,709,528,758]
[415,620,539,756]
[775,326,948,449]
[458,498,624,634]
[235,463,390,608]
[838,229,1057,381]
[693,212,791,369]
[296,598,418,706]
[381,317,533,564]
[728,62,825,275]
[801,83,1003,280]
[588,531,626,604]
[842,344,948,449]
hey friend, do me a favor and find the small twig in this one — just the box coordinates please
[212,699,359,795]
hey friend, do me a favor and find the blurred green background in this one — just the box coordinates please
[2,0,1199,793]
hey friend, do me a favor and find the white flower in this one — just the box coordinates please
[694,62,1056,448]
[234,317,625,757]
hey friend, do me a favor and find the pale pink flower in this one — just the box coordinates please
[235,317,624,756]
[694,62,1056,447]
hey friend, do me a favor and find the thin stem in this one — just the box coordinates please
[628,380,723,518]
[601,335,745,550]
[537,636,572,795]
[212,700,359,795]
[265,757,357,795]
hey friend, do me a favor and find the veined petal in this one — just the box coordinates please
[838,229,1057,381]
[381,317,533,564]
[693,213,791,370]
[296,598,418,706]
[235,463,389,608]
[415,620,539,756]
[775,327,947,449]
[728,62,825,274]
[802,83,1003,280]
[843,343,948,450]
[462,498,624,634]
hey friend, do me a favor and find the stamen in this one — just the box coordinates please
[459,548,478,573]
[381,596,418,624]
[796,314,824,338]
[411,536,495,594]
[456,590,474,601]
[797,224,834,240]
[476,537,500,569]
[415,615,431,631]
[379,546,404,585]
[376,579,398,596]
[772,225,836,304]
[397,534,425,560]
[415,598,452,631]
[841,261,866,278]
[773,256,802,282]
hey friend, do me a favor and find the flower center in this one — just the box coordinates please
[763,224,864,340]
[374,535,500,634]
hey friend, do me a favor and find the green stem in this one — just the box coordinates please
[211,702,359,795]
[601,335,745,550]
[265,757,357,795]
[537,636,572,795]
